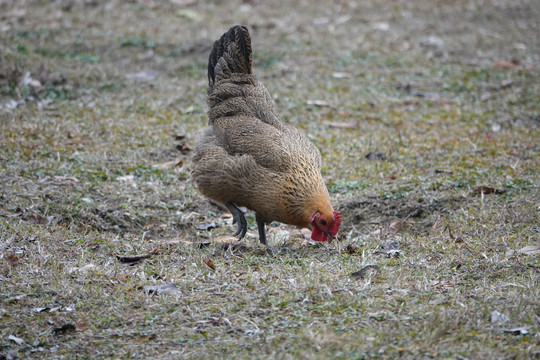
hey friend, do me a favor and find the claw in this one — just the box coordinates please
[227,203,247,240]
[232,222,243,237]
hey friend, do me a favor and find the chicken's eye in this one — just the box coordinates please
[320,219,327,226]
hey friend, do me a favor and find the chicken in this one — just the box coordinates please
[192,25,341,247]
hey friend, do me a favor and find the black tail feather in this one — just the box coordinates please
[208,25,253,89]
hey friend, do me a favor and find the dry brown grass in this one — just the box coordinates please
[1,0,539,359]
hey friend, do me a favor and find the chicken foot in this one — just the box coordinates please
[226,203,247,239]
[226,204,271,252]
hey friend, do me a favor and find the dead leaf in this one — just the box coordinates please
[431,217,446,234]
[153,160,183,170]
[307,99,334,108]
[480,91,492,102]
[2,99,22,110]
[419,36,445,55]
[389,220,403,233]
[68,264,97,273]
[323,121,356,129]
[345,243,361,254]
[33,307,50,313]
[5,294,27,302]
[350,264,380,279]
[410,90,438,99]
[269,228,290,239]
[300,228,311,240]
[75,318,89,332]
[214,236,238,243]
[174,134,186,140]
[4,349,18,360]
[373,249,402,258]
[176,143,192,154]
[219,242,251,252]
[473,186,506,195]
[137,50,154,61]
[490,311,510,324]
[203,258,216,271]
[8,335,24,345]
[332,72,351,78]
[38,175,79,184]
[117,175,135,182]
[403,99,420,106]
[500,79,514,88]
[176,8,200,20]
[5,252,21,267]
[117,274,130,282]
[52,323,76,336]
[503,327,529,335]
[198,222,218,231]
[372,22,390,31]
[365,151,387,161]
[116,249,159,264]
[517,245,540,255]
[144,283,181,296]
[245,328,263,336]
[380,240,401,250]
[447,226,464,243]
[221,212,233,220]
[125,70,158,81]
[145,222,168,232]
[155,237,187,246]
[493,60,519,69]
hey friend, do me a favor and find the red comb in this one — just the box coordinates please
[330,210,342,236]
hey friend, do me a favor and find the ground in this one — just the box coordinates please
[0,0,539,359]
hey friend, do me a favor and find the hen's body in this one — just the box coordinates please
[192,26,339,246]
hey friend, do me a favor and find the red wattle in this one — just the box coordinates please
[311,226,327,242]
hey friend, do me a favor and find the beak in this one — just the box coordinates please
[325,232,333,244]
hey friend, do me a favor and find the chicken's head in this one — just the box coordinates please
[309,210,342,242]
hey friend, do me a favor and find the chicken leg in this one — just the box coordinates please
[226,203,270,249]
[255,213,267,247]
[226,203,247,239]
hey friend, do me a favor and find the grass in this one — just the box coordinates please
[1,0,539,359]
